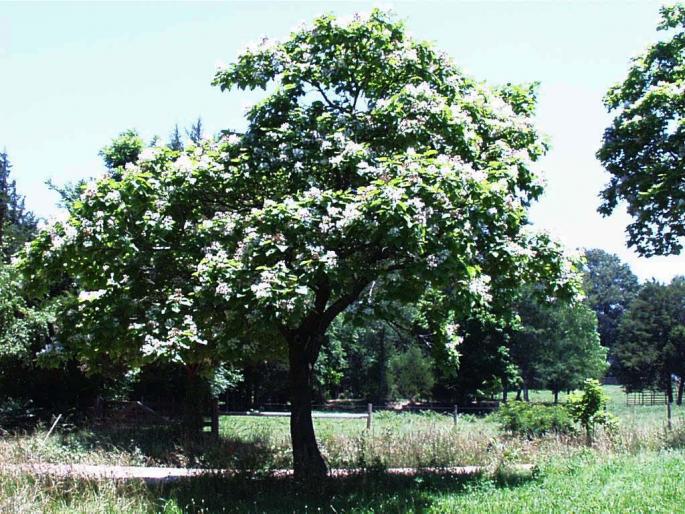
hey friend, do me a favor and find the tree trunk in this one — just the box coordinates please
[523,383,529,402]
[667,380,674,404]
[677,378,684,406]
[377,326,387,402]
[553,390,559,405]
[289,337,328,480]
[182,366,205,435]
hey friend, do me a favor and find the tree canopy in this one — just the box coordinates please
[597,5,685,256]
[20,10,583,478]
[510,286,607,402]
[582,248,640,352]
[614,277,685,402]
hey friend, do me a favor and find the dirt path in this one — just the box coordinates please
[1,463,534,484]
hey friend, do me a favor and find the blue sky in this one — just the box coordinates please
[1,1,682,281]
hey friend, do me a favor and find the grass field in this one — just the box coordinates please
[1,386,685,513]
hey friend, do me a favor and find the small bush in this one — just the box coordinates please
[568,378,619,445]
[496,401,575,437]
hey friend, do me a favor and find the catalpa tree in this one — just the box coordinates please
[21,11,581,479]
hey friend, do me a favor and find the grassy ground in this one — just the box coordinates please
[2,449,684,513]
[1,386,685,512]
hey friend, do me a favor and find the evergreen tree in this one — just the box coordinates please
[0,150,37,261]
[614,278,685,403]
[168,124,184,151]
[185,117,203,145]
[0,151,7,251]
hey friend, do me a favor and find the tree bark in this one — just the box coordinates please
[667,380,674,405]
[182,366,205,435]
[523,383,529,402]
[677,378,684,406]
[553,390,559,405]
[289,336,328,480]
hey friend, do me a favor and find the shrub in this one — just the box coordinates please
[567,378,618,445]
[496,401,575,437]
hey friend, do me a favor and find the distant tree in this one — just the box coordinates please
[614,278,685,403]
[0,150,38,261]
[168,124,184,152]
[47,129,145,209]
[0,151,7,251]
[0,263,52,364]
[387,345,434,401]
[511,288,607,403]
[99,129,144,177]
[185,117,203,145]
[582,249,640,352]
[326,314,410,403]
[597,5,685,256]
[533,300,607,403]
[46,179,88,209]
[446,319,517,404]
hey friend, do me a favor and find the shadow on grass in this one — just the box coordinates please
[67,425,289,470]
[151,468,535,513]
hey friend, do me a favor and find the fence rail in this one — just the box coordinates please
[87,398,499,436]
[219,400,499,429]
[626,390,668,406]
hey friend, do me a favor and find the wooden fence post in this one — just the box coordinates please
[667,399,672,431]
[367,403,373,430]
[453,404,458,425]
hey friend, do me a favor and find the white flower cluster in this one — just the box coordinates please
[330,12,370,29]
[251,262,287,300]
[383,186,404,206]
[144,210,174,232]
[216,282,231,297]
[307,244,338,270]
[138,147,160,163]
[426,250,450,269]
[469,274,492,304]
[103,190,121,206]
[139,306,206,363]
[484,93,531,135]
[201,211,238,235]
[78,289,107,303]
[174,154,194,174]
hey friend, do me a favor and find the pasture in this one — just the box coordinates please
[1,386,684,513]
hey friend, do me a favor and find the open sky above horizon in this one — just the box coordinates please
[1,0,683,282]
